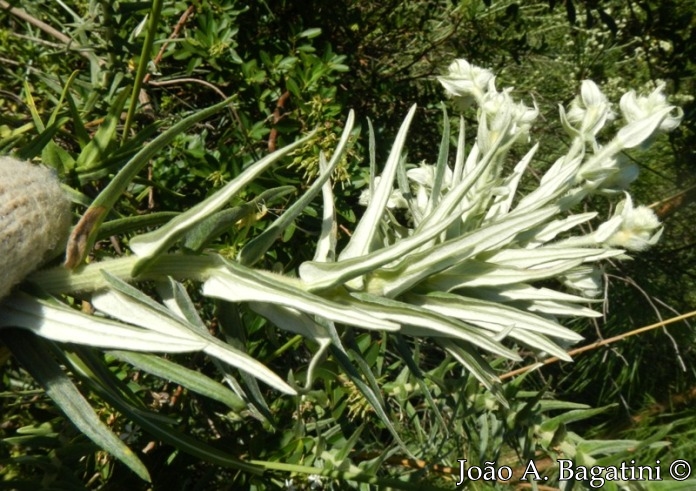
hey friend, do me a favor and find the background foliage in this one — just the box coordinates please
[1,0,695,489]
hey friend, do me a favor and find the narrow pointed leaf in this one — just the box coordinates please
[371,205,558,297]
[156,277,208,332]
[92,276,197,338]
[339,104,417,261]
[426,103,450,214]
[109,350,246,411]
[425,258,587,290]
[488,247,624,269]
[465,284,601,304]
[409,292,584,342]
[1,330,151,482]
[484,144,538,220]
[616,107,673,149]
[64,347,264,475]
[129,132,315,275]
[299,198,469,291]
[518,212,597,245]
[93,272,295,394]
[329,345,410,453]
[527,300,602,317]
[75,89,130,172]
[183,186,295,252]
[239,111,353,266]
[249,303,330,342]
[438,339,506,406]
[203,261,399,331]
[0,294,203,351]
[313,152,337,262]
[392,335,447,430]
[66,96,236,268]
[349,293,521,360]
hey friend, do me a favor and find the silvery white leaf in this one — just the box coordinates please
[518,212,597,246]
[616,107,673,149]
[339,105,417,262]
[425,259,586,290]
[1,294,203,352]
[92,289,196,338]
[204,263,399,332]
[249,303,330,342]
[350,293,521,360]
[487,247,624,269]
[409,292,584,342]
[370,205,558,297]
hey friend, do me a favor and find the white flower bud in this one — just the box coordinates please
[562,265,604,298]
[620,82,683,132]
[407,162,453,191]
[0,157,72,299]
[565,80,615,140]
[478,89,538,152]
[438,59,495,109]
[358,176,408,209]
[604,194,662,251]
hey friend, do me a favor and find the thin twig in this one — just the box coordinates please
[1,0,72,46]
[147,77,229,101]
[650,183,696,220]
[268,90,291,152]
[143,4,195,85]
[500,310,696,381]
[0,0,103,65]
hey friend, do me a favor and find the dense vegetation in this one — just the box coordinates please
[1,0,695,489]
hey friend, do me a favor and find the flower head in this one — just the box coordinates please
[565,80,615,141]
[604,194,662,251]
[478,89,538,152]
[620,82,682,132]
[438,59,495,109]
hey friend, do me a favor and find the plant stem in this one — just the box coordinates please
[29,254,221,295]
[122,0,163,141]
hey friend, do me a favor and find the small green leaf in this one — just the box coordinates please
[75,89,130,172]
[298,28,322,39]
